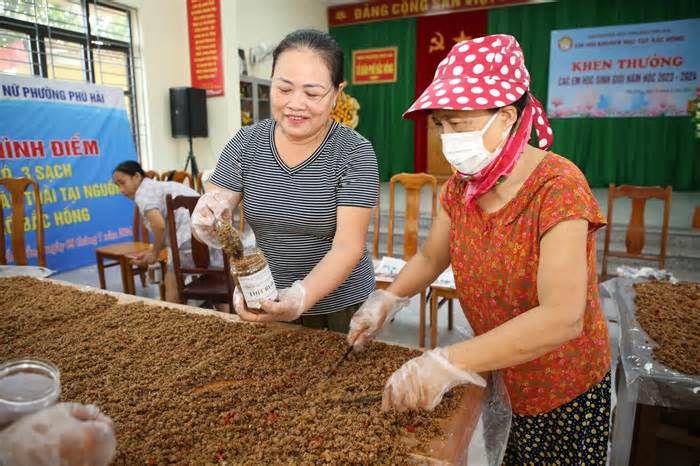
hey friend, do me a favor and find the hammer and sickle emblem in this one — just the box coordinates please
[429,32,445,54]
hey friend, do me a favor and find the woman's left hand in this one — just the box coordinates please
[235,281,306,322]
[130,250,157,267]
[382,347,486,412]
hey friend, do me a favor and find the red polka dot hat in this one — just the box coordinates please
[404,34,553,149]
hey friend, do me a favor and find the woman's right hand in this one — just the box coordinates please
[347,290,410,350]
[191,190,237,248]
[0,402,116,466]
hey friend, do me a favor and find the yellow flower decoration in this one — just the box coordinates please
[330,90,360,129]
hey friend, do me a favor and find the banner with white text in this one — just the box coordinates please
[547,18,700,118]
[0,75,136,271]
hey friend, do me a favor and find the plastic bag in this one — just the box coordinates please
[453,326,512,466]
[611,277,700,409]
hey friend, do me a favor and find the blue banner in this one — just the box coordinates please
[0,75,136,271]
[547,18,700,118]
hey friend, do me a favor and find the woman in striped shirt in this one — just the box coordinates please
[192,30,379,333]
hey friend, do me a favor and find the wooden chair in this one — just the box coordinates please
[162,170,194,189]
[371,197,380,259]
[379,172,438,348]
[95,171,167,298]
[0,177,46,266]
[166,194,234,310]
[236,202,246,233]
[144,170,161,181]
[601,184,672,280]
[195,172,205,194]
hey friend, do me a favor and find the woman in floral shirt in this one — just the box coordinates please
[348,35,611,465]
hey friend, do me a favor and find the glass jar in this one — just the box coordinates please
[229,247,278,309]
[146,263,163,285]
[0,358,61,428]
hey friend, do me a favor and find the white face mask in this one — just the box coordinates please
[440,112,511,176]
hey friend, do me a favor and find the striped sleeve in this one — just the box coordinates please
[336,140,379,208]
[209,127,250,193]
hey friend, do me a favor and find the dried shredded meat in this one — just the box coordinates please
[0,277,464,465]
[633,281,700,376]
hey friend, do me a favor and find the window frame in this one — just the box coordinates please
[0,1,139,155]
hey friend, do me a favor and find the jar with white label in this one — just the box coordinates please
[230,248,278,309]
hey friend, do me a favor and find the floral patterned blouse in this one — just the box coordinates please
[441,153,611,415]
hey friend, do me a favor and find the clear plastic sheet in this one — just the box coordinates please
[464,371,512,466]
[451,326,512,466]
[609,277,700,409]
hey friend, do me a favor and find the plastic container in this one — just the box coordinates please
[230,247,278,309]
[147,263,163,285]
[0,358,61,428]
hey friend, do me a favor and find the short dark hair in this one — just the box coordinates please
[490,92,529,117]
[113,160,145,177]
[272,29,344,88]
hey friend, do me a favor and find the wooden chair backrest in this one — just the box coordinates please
[195,172,205,194]
[0,177,46,266]
[162,170,194,189]
[602,184,672,276]
[132,171,160,243]
[236,201,246,233]
[165,194,232,295]
[372,197,380,259]
[387,173,438,260]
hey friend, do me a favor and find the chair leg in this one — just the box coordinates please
[158,261,166,301]
[426,288,433,327]
[419,291,426,349]
[138,267,147,288]
[96,253,106,290]
[118,257,130,294]
[121,257,136,295]
[448,299,454,331]
[430,290,438,349]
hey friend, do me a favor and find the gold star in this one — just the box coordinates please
[453,30,471,43]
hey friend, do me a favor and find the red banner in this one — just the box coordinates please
[329,0,539,27]
[352,47,398,84]
[413,10,488,173]
[187,0,224,97]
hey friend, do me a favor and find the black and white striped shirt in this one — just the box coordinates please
[209,119,379,315]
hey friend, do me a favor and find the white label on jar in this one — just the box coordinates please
[237,264,278,309]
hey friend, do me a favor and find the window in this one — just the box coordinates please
[0,0,139,153]
[0,28,33,76]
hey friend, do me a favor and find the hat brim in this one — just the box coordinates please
[403,77,529,119]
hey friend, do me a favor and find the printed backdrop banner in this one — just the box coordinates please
[0,75,136,272]
[547,18,700,118]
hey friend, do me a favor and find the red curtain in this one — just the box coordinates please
[413,11,488,173]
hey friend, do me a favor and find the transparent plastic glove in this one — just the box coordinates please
[236,280,305,323]
[0,402,116,466]
[191,190,237,249]
[347,289,410,350]
[382,347,486,412]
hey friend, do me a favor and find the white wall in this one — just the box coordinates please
[121,0,328,172]
[236,0,328,80]
[123,0,241,172]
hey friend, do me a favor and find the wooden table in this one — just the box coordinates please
[33,279,490,464]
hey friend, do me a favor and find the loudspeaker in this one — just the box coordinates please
[169,87,208,138]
